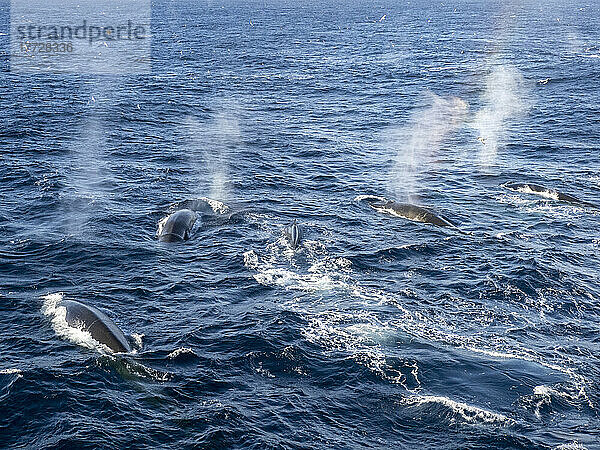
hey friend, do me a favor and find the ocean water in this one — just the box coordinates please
[1,0,600,448]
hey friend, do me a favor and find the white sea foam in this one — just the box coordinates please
[244,232,411,385]
[0,369,22,375]
[464,347,520,360]
[533,384,588,405]
[554,442,588,450]
[512,185,560,200]
[496,193,587,220]
[254,267,345,292]
[243,249,260,269]
[255,361,275,378]
[131,333,144,349]
[400,395,514,425]
[167,347,196,359]
[353,283,594,407]
[496,193,536,206]
[244,240,352,293]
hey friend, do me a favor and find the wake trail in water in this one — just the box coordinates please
[243,215,595,418]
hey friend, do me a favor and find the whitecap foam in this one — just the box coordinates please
[243,250,260,270]
[255,361,275,378]
[167,347,196,359]
[464,346,521,360]
[245,239,412,385]
[554,443,588,450]
[533,384,587,405]
[352,285,594,408]
[534,385,552,396]
[0,369,22,375]
[244,245,351,293]
[524,203,586,220]
[131,333,144,349]
[254,268,345,292]
[513,185,560,200]
[496,193,540,207]
[401,395,514,425]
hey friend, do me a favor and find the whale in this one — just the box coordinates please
[285,219,302,249]
[62,300,131,353]
[504,183,595,207]
[157,209,197,242]
[358,196,457,228]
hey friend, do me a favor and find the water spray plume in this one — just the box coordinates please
[387,93,468,202]
[473,65,529,167]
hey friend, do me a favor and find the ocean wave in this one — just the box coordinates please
[400,395,514,425]
[167,347,197,359]
[94,357,172,382]
[554,443,588,450]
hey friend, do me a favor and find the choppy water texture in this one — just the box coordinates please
[1,0,600,448]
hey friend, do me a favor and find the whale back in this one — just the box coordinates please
[505,182,594,206]
[506,183,556,196]
[63,300,131,353]
[285,220,302,249]
[392,202,455,227]
[558,192,586,204]
[158,209,197,242]
[369,200,455,227]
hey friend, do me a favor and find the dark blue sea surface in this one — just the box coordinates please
[1,0,600,448]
